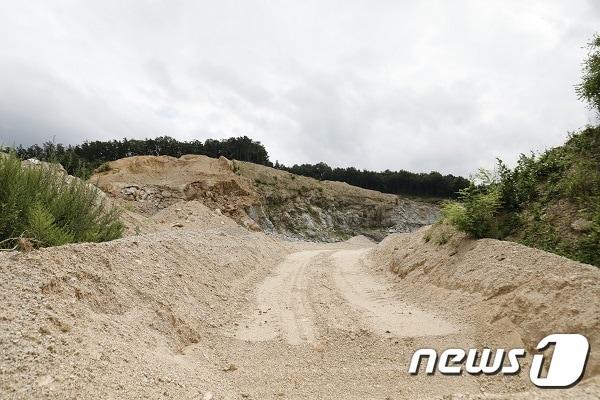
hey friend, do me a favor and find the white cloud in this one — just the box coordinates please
[0,0,598,175]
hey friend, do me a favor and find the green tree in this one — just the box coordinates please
[576,34,600,113]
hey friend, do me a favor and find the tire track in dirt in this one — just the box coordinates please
[237,246,458,344]
[236,250,327,344]
[331,248,458,337]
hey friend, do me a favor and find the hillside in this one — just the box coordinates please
[443,127,600,267]
[90,154,439,241]
[507,127,600,266]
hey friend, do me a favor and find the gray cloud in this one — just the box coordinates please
[0,0,598,175]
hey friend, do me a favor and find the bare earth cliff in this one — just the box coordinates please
[90,155,439,241]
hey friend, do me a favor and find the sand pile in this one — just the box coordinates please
[372,223,600,379]
[0,212,289,398]
[119,200,243,236]
[1,216,598,398]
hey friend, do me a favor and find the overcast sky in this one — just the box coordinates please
[0,1,598,176]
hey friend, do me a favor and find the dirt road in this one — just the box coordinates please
[206,242,489,398]
[237,248,457,345]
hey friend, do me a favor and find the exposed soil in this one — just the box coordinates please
[1,204,598,398]
[91,154,439,241]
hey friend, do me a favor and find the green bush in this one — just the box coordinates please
[95,162,111,173]
[423,230,432,242]
[576,34,600,113]
[560,160,600,200]
[442,128,600,267]
[441,202,468,230]
[442,170,502,239]
[27,203,75,246]
[0,153,123,249]
[575,207,600,266]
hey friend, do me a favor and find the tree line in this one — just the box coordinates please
[9,135,468,198]
[276,162,468,198]
[11,136,271,177]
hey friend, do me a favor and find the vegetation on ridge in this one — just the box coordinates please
[443,35,600,267]
[276,162,468,198]
[9,136,469,199]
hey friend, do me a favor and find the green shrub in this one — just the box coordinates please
[95,162,111,173]
[28,203,75,246]
[442,179,501,238]
[423,230,432,242]
[0,153,123,249]
[576,34,600,113]
[441,201,468,231]
[575,208,600,266]
[560,160,600,200]
[433,230,451,245]
[442,127,600,267]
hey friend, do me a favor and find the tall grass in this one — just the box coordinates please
[0,153,123,249]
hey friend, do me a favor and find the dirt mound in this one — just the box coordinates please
[118,200,245,236]
[0,220,289,398]
[91,154,439,241]
[91,155,261,229]
[372,223,600,379]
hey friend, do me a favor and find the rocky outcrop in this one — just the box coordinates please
[90,154,439,241]
[247,187,438,241]
[238,162,439,241]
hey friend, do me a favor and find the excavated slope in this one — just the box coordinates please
[90,154,439,241]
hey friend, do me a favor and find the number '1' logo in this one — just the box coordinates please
[408,333,590,388]
[530,333,590,388]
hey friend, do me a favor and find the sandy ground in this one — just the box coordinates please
[227,243,483,398]
[1,206,599,399]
